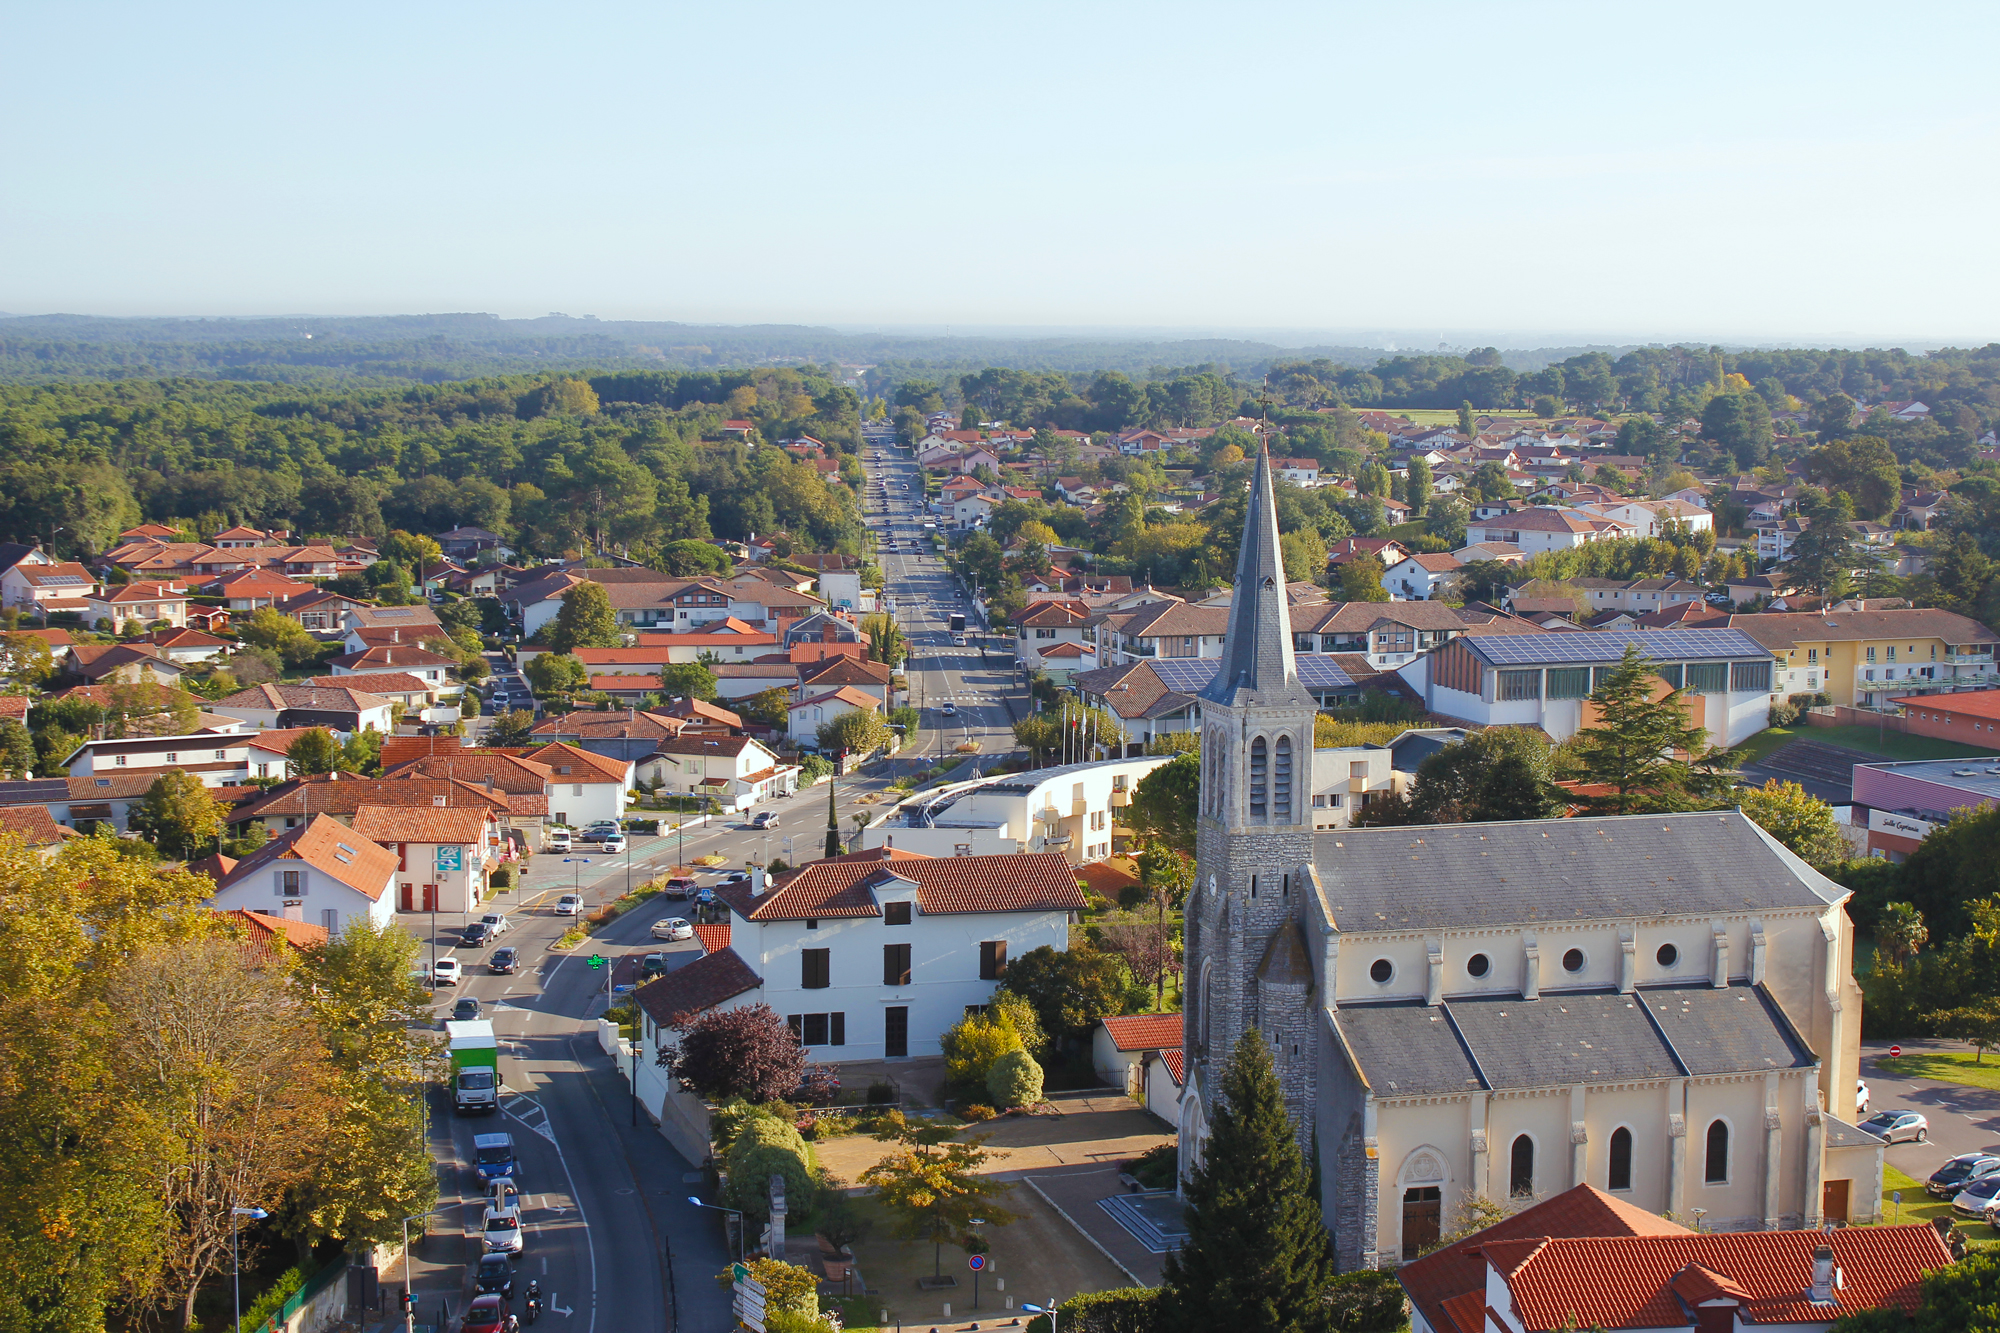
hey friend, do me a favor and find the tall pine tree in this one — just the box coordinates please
[825,778,841,859]
[1569,644,1739,814]
[1162,1030,1334,1333]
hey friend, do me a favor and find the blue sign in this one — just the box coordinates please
[435,845,464,873]
[967,1254,985,1272]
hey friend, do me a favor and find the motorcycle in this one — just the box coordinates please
[525,1283,542,1324]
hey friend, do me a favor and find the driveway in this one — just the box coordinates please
[1862,1039,2000,1186]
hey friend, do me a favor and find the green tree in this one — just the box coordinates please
[286,727,348,777]
[659,660,720,702]
[818,709,889,755]
[525,651,588,698]
[0,719,34,779]
[486,707,535,746]
[1456,401,1475,438]
[101,682,200,738]
[1700,390,1774,470]
[941,1005,1025,1093]
[1878,902,1929,967]
[1128,751,1199,855]
[859,1111,1018,1281]
[127,770,231,858]
[1739,779,1849,870]
[1338,554,1391,602]
[1001,943,1135,1044]
[547,582,622,654]
[860,612,907,668]
[1280,528,1328,586]
[1788,491,1866,604]
[378,530,444,572]
[651,539,731,577]
[985,1048,1044,1108]
[0,632,55,688]
[1160,1030,1334,1333]
[1568,645,1739,814]
[1405,729,1565,824]
[235,605,323,668]
[1925,1000,2000,1063]
[1406,456,1432,518]
[740,687,794,729]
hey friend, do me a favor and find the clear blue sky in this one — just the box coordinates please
[4,1,1995,345]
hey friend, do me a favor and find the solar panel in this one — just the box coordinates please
[1146,654,1357,693]
[1468,628,1770,667]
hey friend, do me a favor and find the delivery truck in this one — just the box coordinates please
[448,1019,499,1115]
[948,612,965,633]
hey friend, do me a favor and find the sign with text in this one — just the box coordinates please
[1868,809,1937,840]
[435,844,464,874]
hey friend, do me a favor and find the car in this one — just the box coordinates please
[459,922,492,948]
[1929,1153,2000,1198]
[473,1253,515,1299]
[544,829,572,853]
[489,946,519,975]
[719,871,751,887]
[1954,1175,2000,1218]
[752,811,779,829]
[596,831,627,853]
[663,876,698,900]
[482,1204,524,1254]
[940,702,957,717]
[1856,1079,1870,1115]
[1858,1110,1928,1144]
[583,819,619,834]
[554,893,584,916]
[433,957,462,986]
[463,1292,509,1333]
[952,635,967,647]
[640,953,668,980]
[652,917,694,941]
[479,912,511,937]
[452,996,483,1022]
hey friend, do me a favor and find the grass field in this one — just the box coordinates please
[1733,722,1998,769]
[1396,408,1541,426]
[1871,1165,1998,1246]
[1877,1050,2000,1093]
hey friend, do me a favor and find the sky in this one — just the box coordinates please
[3,0,1997,346]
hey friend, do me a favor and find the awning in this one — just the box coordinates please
[68,803,114,819]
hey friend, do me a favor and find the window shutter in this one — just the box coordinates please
[830,1012,845,1046]
[274,870,287,897]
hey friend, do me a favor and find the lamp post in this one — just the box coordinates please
[1023,1300,1058,1332]
[562,856,592,900]
[688,1197,745,1264]
[232,1206,268,1333]
[399,1207,447,1332]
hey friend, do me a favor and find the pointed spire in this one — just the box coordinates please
[1200,440,1313,709]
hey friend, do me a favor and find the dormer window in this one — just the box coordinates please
[884,901,912,926]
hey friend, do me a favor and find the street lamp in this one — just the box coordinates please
[688,1197,746,1264]
[1023,1300,1059,1332]
[399,1206,448,1330]
[232,1206,268,1333]
[562,857,592,899]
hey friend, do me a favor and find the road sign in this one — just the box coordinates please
[1890,1044,1903,1058]
[587,955,606,970]
[968,1253,986,1271]
[733,1276,767,1332]
[730,1263,750,1282]
[435,844,464,873]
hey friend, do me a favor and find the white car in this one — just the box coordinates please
[596,831,627,853]
[433,957,462,987]
[651,917,694,941]
[479,912,510,937]
[482,1205,524,1254]
[545,830,572,853]
[1856,1079,1870,1115]
[554,893,584,915]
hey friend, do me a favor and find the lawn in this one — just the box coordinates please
[1733,721,1997,770]
[1877,1050,2000,1093]
[1869,1166,1999,1247]
[1396,408,1538,426]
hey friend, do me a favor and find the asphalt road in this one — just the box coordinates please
[1861,1039,2000,1205]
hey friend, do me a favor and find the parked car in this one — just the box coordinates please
[463,1293,508,1333]
[544,829,572,853]
[583,820,619,836]
[555,893,584,916]
[452,996,483,1022]
[459,922,492,948]
[1928,1153,2000,1198]
[952,635,967,647]
[433,957,462,986]
[1858,1110,1928,1143]
[651,917,694,941]
[473,1253,515,1299]
[596,831,627,853]
[719,871,751,887]
[482,1205,524,1255]
[480,912,511,937]
[489,946,519,975]
[1856,1079,1870,1115]
[663,876,698,900]
[1953,1175,2000,1218]
[752,811,779,829]
[640,953,668,980]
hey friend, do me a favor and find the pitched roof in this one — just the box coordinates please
[630,947,763,1025]
[1099,1013,1183,1052]
[1397,1184,1689,1333]
[1728,607,2000,649]
[722,851,1083,921]
[692,922,731,955]
[231,774,511,822]
[327,644,457,672]
[216,907,328,953]
[1075,858,1140,899]
[1157,1049,1184,1086]
[530,709,684,741]
[661,697,744,728]
[0,804,75,846]
[216,683,394,712]
[798,657,893,688]
[349,803,495,845]
[787,685,882,712]
[521,742,631,783]
[651,734,764,759]
[306,672,433,696]
[215,814,399,900]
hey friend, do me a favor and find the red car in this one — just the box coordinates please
[463,1293,508,1333]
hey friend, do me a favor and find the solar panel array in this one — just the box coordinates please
[1148,654,1358,693]
[39,574,86,586]
[1466,628,1770,667]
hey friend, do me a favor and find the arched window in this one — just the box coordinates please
[1249,736,1268,819]
[1608,1127,1633,1192]
[1509,1135,1534,1198]
[1273,735,1293,822]
[1705,1120,1729,1184]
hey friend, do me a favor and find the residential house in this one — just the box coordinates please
[781,612,867,652]
[1089,600,1230,667]
[588,674,663,703]
[211,683,396,735]
[1465,506,1626,553]
[1272,458,1321,488]
[1072,661,1203,755]
[86,581,188,629]
[1724,571,1797,608]
[795,657,893,710]
[1727,607,2000,707]
[636,734,792,811]
[62,643,184,688]
[862,755,1172,861]
[1382,552,1462,601]
[1573,496,1714,537]
[1326,537,1411,569]
[349,803,501,914]
[1563,577,1708,615]
[1752,515,1809,561]
[326,644,455,688]
[436,527,515,562]
[0,772,163,833]
[640,847,1083,1062]
[521,742,634,829]
[206,814,399,936]
[1418,627,1776,744]
[208,526,288,549]
[1896,490,1949,530]
[204,568,315,610]
[308,671,436,709]
[340,605,441,646]
[950,492,999,530]
[274,589,369,634]
[228,774,512,838]
[1451,541,1527,564]
[1093,1013,1183,1097]
[0,805,78,858]
[788,686,882,747]
[528,708,690,763]
[1289,601,1476,670]
[1,561,96,615]
[133,627,232,664]
[711,662,805,703]
[1013,600,1094,669]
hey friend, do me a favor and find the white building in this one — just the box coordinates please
[787,686,881,746]
[349,803,500,915]
[1093,1012,1184,1096]
[640,847,1084,1062]
[521,742,633,828]
[636,735,791,812]
[62,732,257,788]
[862,755,1172,862]
[207,814,399,936]
[1465,507,1626,553]
[1382,552,1463,601]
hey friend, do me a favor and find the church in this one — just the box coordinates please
[1178,445,1871,1271]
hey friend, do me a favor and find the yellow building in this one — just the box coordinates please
[1727,608,2000,708]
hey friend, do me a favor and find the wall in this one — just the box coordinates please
[1895,700,2000,743]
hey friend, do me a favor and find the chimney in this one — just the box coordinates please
[1809,1243,1836,1303]
[393,628,400,643]
[386,648,393,664]
[751,867,767,896]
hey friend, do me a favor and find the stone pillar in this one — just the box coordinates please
[1750,922,1768,986]
[1667,1079,1688,1218]
[1426,938,1444,1006]
[1522,934,1541,1001]
[1761,1073,1783,1231]
[768,1173,787,1263]
[1804,1098,1826,1229]
[1469,1092,1490,1201]
[1711,922,1730,988]
[1570,1084,1589,1188]
[1618,927,1636,994]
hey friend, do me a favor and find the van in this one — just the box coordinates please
[544,829,571,854]
[473,1132,519,1184]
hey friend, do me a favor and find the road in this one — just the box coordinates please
[1861,1038,2000,1207]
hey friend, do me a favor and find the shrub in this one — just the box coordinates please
[490,863,514,889]
[941,1007,1024,1092]
[986,1048,1044,1108]
[865,1080,897,1105]
[796,1063,841,1107]
[960,1104,997,1122]
[724,1114,818,1223]
[1023,1287,1158,1333]
[1768,700,1801,727]
[716,1258,820,1325]
[236,1266,307,1333]
[1324,1267,1409,1331]
[1128,1142,1176,1189]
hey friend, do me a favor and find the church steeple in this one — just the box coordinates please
[1200,440,1314,712]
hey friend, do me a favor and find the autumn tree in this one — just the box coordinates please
[128,770,231,858]
[234,605,324,668]
[860,1111,1018,1280]
[1338,554,1391,602]
[659,1003,805,1103]
[1739,779,1849,870]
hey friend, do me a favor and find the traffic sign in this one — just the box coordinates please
[968,1254,986,1272]
[1890,1044,1902,1058]
[587,955,606,970]
[730,1263,750,1282]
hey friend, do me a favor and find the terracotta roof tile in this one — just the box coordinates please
[349,804,495,845]
[723,851,1083,921]
[1100,1013,1183,1051]
[216,907,327,951]
[521,742,630,784]
[232,774,510,823]
[692,922,731,955]
[631,947,763,1025]
[0,804,73,846]
[215,814,400,900]
[1157,1049,1183,1086]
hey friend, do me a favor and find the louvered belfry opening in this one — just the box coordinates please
[1273,735,1292,822]
[1249,735,1268,819]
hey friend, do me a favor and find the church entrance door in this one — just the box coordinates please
[1822,1178,1850,1224]
[1401,1186,1441,1259]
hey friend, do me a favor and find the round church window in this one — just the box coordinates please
[1369,958,1394,984]
[1562,948,1585,973]
[1657,942,1679,967]
[1466,953,1490,978]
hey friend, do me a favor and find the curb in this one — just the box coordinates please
[1021,1175,1151,1289]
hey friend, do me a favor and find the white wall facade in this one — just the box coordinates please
[862,756,1170,864]
[208,867,396,936]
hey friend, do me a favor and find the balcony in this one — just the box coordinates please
[1072,798,1088,818]
[1123,642,1157,658]
[1109,790,1131,807]
[1949,654,1993,665]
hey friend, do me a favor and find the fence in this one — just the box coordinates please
[1805,704,1910,734]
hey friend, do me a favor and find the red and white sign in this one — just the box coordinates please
[1890,1045,1903,1058]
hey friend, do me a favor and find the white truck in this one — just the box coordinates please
[448,1019,500,1115]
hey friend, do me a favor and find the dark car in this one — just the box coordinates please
[452,996,483,1022]
[641,952,668,980]
[474,1253,515,1299]
[489,947,519,975]
[463,1293,508,1333]
[459,922,492,948]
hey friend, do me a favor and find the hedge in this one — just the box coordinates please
[1023,1287,1158,1333]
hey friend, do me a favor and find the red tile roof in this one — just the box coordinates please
[0,696,28,723]
[1157,1049,1184,1086]
[216,907,328,952]
[349,804,495,845]
[1891,687,2000,720]
[693,922,731,955]
[1100,1013,1183,1051]
[723,851,1083,921]
[0,804,74,846]
[631,946,763,1025]
[215,814,400,901]
[522,741,630,784]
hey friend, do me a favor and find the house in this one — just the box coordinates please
[326,644,456,687]
[587,674,663,703]
[1896,490,1949,530]
[133,627,232,664]
[274,589,369,634]
[862,755,1173,861]
[1013,600,1094,669]
[781,612,867,652]
[0,772,165,833]
[1033,640,1099,684]
[85,581,189,629]
[1093,1013,1183,1097]
[62,643,184,688]
[203,568,315,611]
[788,686,882,747]
[1563,577,1708,614]
[1752,514,1809,561]
[307,671,436,709]
[1289,601,1476,670]
[208,525,289,549]
[1418,626,1776,745]
[642,847,1084,1062]
[349,803,501,914]
[206,814,399,936]
[377,741,553,844]
[0,804,79,858]
[1089,600,1231,667]
[228,774,513,838]
[1,561,97,615]
[1326,537,1411,569]
[210,683,396,736]
[436,527,515,562]
[950,493,999,530]
[1465,506,1625,553]
[528,708,690,763]
[710,662,805,703]
[1382,552,1462,601]
[340,604,442,646]
[795,657,893,710]
[1271,458,1320,488]
[520,742,633,829]
[1142,1048,1183,1125]
[1726,607,2000,707]
[658,696,745,734]
[212,907,329,959]
[1724,571,1796,608]
[1072,661,1204,755]
[1451,541,1526,565]
[636,734,793,811]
